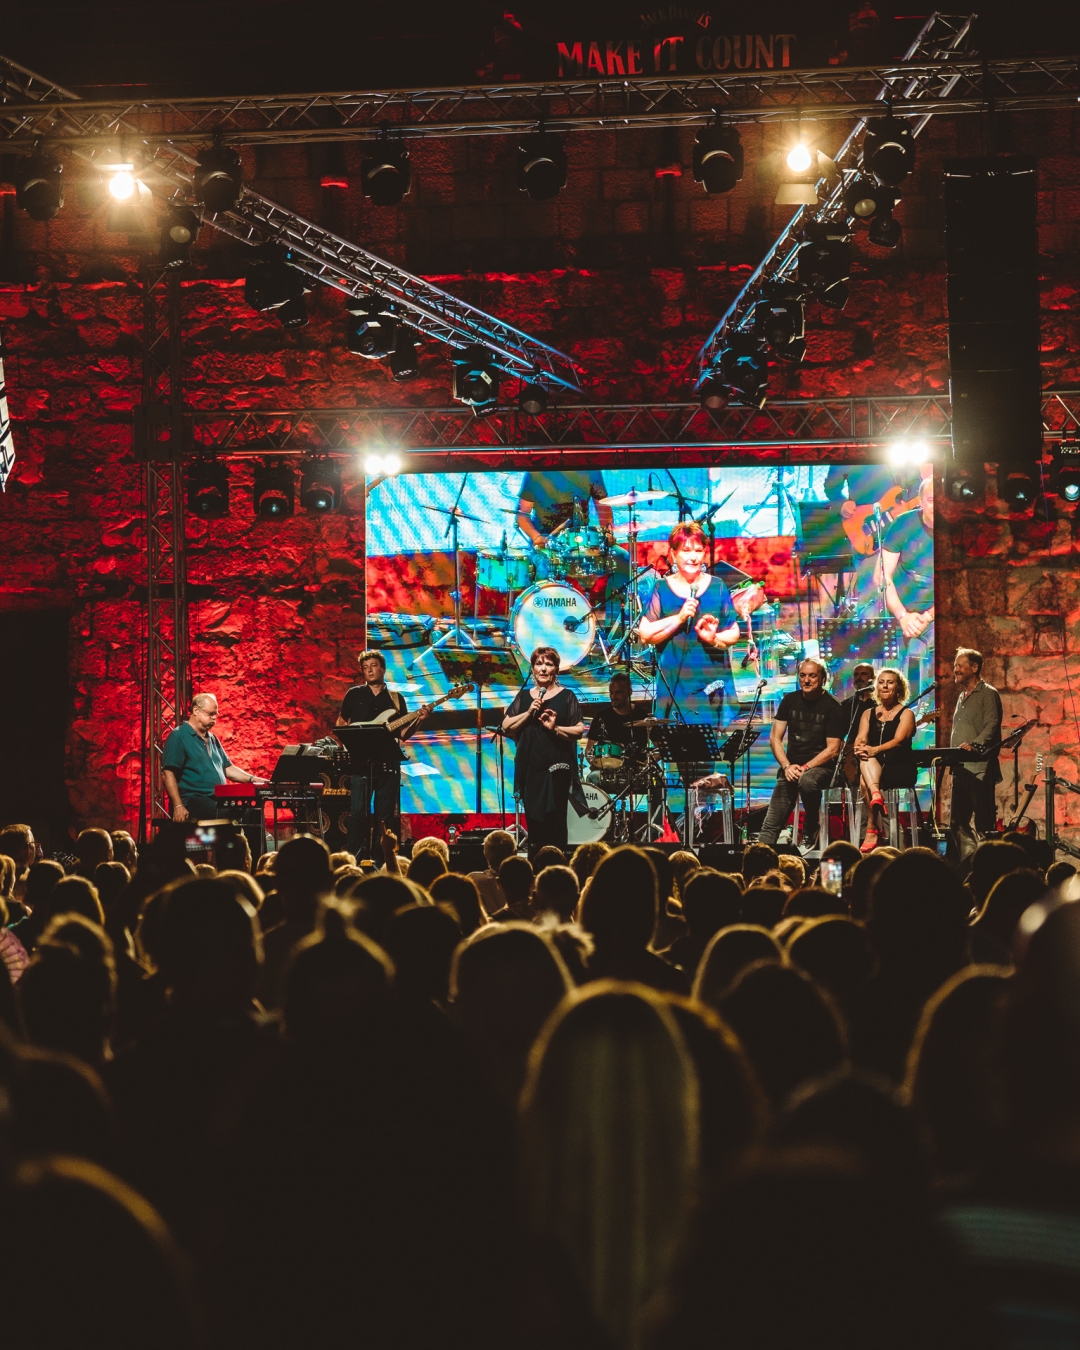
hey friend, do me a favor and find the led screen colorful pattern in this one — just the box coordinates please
[363,463,935,819]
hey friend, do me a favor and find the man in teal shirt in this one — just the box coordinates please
[162,693,263,820]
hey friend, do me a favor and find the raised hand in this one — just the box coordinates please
[694,612,721,644]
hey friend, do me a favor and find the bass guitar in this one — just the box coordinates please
[842,485,921,557]
[346,682,475,734]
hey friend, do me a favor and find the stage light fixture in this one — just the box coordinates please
[697,375,730,412]
[518,383,548,416]
[1050,436,1080,502]
[244,247,312,326]
[160,206,201,268]
[361,140,410,206]
[773,137,839,207]
[453,344,499,409]
[253,460,295,519]
[692,123,744,195]
[187,458,230,517]
[719,333,769,408]
[843,174,886,220]
[194,144,244,214]
[786,143,812,174]
[753,282,806,362]
[346,296,398,358]
[1000,466,1038,512]
[886,438,933,466]
[863,116,916,188]
[364,452,402,476]
[300,458,341,513]
[518,132,567,201]
[107,165,136,200]
[868,195,902,248]
[945,461,985,504]
[390,330,421,381]
[797,222,851,309]
[15,151,64,221]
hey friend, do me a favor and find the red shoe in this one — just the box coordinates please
[860,829,880,854]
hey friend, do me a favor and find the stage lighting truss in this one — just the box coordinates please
[1050,435,1080,503]
[14,148,64,220]
[753,281,806,362]
[0,55,583,397]
[692,120,743,195]
[0,334,14,489]
[695,11,977,399]
[253,459,294,518]
[300,458,341,513]
[518,130,567,201]
[186,457,229,517]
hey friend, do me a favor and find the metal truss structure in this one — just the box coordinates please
[135,269,191,837]
[0,55,582,394]
[0,45,1076,148]
[697,11,974,381]
[0,332,14,489]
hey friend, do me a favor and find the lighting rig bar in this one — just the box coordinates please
[0,333,15,489]
[1,47,1077,148]
[697,11,975,384]
[0,56,582,394]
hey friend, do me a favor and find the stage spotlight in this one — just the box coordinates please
[698,375,730,411]
[692,123,744,195]
[365,452,402,476]
[843,174,887,220]
[15,151,64,221]
[300,458,341,513]
[753,282,805,362]
[160,206,201,268]
[107,165,136,200]
[786,143,812,174]
[863,116,915,188]
[886,438,933,466]
[390,330,421,381]
[1000,466,1038,512]
[797,222,851,309]
[244,247,312,326]
[945,461,985,504]
[346,296,398,358]
[453,344,499,409]
[253,460,294,519]
[518,132,567,201]
[194,144,243,214]
[361,141,410,206]
[719,333,769,408]
[518,383,548,416]
[868,195,902,248]
[1050,435,1080,502]
[773,138,839,207]
[187,458,230,517]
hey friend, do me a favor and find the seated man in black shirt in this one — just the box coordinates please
[583,672,652,779]
[336,650,429,859]
[758,659,846,851]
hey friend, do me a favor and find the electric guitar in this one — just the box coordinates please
[1007,753,1044,831]
[347,683,475,734]
[841,485,921,556]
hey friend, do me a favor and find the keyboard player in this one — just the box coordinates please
[162,693,267,822]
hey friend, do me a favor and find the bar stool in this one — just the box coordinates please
[845,785,867,845]
[792,787,847,851]
[882,788,920,850]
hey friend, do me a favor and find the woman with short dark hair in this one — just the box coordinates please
[502,646,586,857]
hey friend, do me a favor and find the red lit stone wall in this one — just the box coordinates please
[1,109,1080,839]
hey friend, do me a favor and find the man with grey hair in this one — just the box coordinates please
[758,658,846,850]
[162,693,265,822]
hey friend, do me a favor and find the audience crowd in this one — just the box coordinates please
[0,813,1078,1349]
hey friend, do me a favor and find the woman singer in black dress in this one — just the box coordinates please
[854,666,917,852]
[502,645,587,857]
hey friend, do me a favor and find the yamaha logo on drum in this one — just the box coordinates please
[536,596,580,608]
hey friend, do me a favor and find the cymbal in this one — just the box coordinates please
[599,489,671,507]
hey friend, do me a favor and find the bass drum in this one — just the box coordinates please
[567,783,612,845]
[511,580,595,668]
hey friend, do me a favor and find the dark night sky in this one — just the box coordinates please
[3,0,1077,98]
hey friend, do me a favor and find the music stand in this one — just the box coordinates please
[432,646,523,813]
[649,722,723,765]
[336,724,405,857]
[719,726,761,768]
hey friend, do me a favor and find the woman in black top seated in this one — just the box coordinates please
[502,646,587,858]
[854,668,917,853]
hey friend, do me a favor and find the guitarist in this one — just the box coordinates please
[337,650,430,859]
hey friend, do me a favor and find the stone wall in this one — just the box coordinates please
[1,108,1079,840]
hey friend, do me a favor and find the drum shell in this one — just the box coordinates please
[478,549,534,593]
[511,580,596,668]
[567,783,612,845]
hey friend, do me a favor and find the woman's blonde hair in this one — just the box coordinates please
[519,981,699,1350]
[872,667,910,705]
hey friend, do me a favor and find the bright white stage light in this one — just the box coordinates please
[365,452,402,476]
[786,143,812,174]
[887,438,932,466]
[381,452,402,475]
[108,167,136,200]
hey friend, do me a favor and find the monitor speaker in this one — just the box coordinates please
[944,157,1042,466]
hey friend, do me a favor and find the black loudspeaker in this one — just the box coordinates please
[449,842,487,874]
[699,843,745,870]
[944,157,1041,466]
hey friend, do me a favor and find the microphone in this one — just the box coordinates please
[564,615,582,632]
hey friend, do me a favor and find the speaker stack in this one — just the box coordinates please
[944,157,1042,474]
